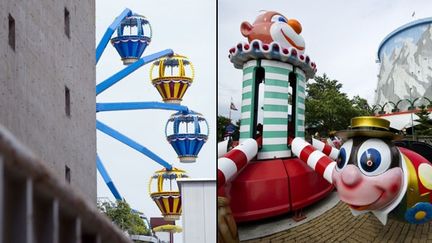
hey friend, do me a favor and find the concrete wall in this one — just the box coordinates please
[0,1,96,202]
[177,178,216,243]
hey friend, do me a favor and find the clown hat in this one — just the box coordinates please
[336,116,402,140]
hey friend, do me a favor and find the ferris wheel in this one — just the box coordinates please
[96,8,209,225]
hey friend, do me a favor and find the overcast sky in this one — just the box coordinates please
[218,0,432,122]
[95,0,215,241]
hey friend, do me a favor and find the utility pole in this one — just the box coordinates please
[410,87,415,140]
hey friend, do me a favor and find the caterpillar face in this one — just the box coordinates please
[332,138,403,211]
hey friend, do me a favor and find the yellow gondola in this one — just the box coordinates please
[150,54,195,104]
[149,168,188,221]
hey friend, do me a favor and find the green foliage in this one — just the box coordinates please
[414,105,432,136]
[98,200,150,236]
[305,74,372,137]
[217,115,231,142]
[217,115,239,141]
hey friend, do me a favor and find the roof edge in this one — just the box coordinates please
[377,17,432,62]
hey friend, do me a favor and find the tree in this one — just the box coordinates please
[414,105,432,136]
[98,200,150,236]
[217,115,231,141]
[351,95,373,115]
[305,74,372,137]
[217,115,240,142]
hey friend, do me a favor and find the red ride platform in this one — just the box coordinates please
[227,158,334,223]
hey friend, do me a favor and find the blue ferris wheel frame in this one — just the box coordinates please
[96,8,192,200]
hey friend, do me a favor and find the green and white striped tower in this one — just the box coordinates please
[230,41,316,160]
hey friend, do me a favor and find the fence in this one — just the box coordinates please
[0,124,132,243]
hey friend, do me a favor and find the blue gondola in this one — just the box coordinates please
[165,111,209,162]
[110,14,152,65]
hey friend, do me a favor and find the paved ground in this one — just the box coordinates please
[241,202,432,243]
[239,192,340,241]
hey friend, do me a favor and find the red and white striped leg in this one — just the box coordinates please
[312,138,340,160]
[217,138,258,189]
[292,138,336,184]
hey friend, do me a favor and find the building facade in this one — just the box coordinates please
[375,17,432,112]
[0,1,96,202]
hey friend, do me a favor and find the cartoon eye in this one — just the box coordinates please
[357,139,391,176]
[336,139,353,171]
[271,15,288,23]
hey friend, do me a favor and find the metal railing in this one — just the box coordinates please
[0,124,132,243]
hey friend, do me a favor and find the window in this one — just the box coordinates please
[288,72,297,141]
[65,166,71,183]
[252,67,265,139]
[64,8,70,38]
[65,86,71,117]
[8,14,15,51]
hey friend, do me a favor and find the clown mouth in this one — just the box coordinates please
[280,29,305,50]
[347,192,384,211]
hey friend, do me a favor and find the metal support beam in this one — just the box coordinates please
[96,49,174,96]
[96,120,173,170]
[96,8,132,64]
[96,102,189,113]
[96,155,122,201]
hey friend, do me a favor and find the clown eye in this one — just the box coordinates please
[278,17,287,23]
[336,139,352,171]
[357,139,391,176]
[271,15,288,23]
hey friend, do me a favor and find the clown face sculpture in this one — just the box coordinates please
[292,116,432,225]
[240,11,305,54]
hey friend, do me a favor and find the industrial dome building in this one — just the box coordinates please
[374,17,432,129]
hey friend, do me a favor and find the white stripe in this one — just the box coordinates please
[291,138,309,157]
[261,59,293,70]
[312,138,325,152]
[242,85,252,93]
[218,140,229,158]
[235,138,259,161]
[323,162,336,183]
[242,98,251,106]
[298,103,305,109]
[258,150,291,160]
[243,72,253,80]
[244,60,257,69]
[263,137,287,145]
[240,125,250,132]
[264,124,287,131]
[217,157,238,182]
[298,92,305,99]
[296,68,305,77]
[241,112,250,119]
[265,98,288,106]
[265,86,289,93]
[329,148,339,160]
[297,125,305,132]
[264,111,288,118]
[298,80,306,89]
[307,150,324,171]
[265,72,289,81]
[297,114,305,120]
